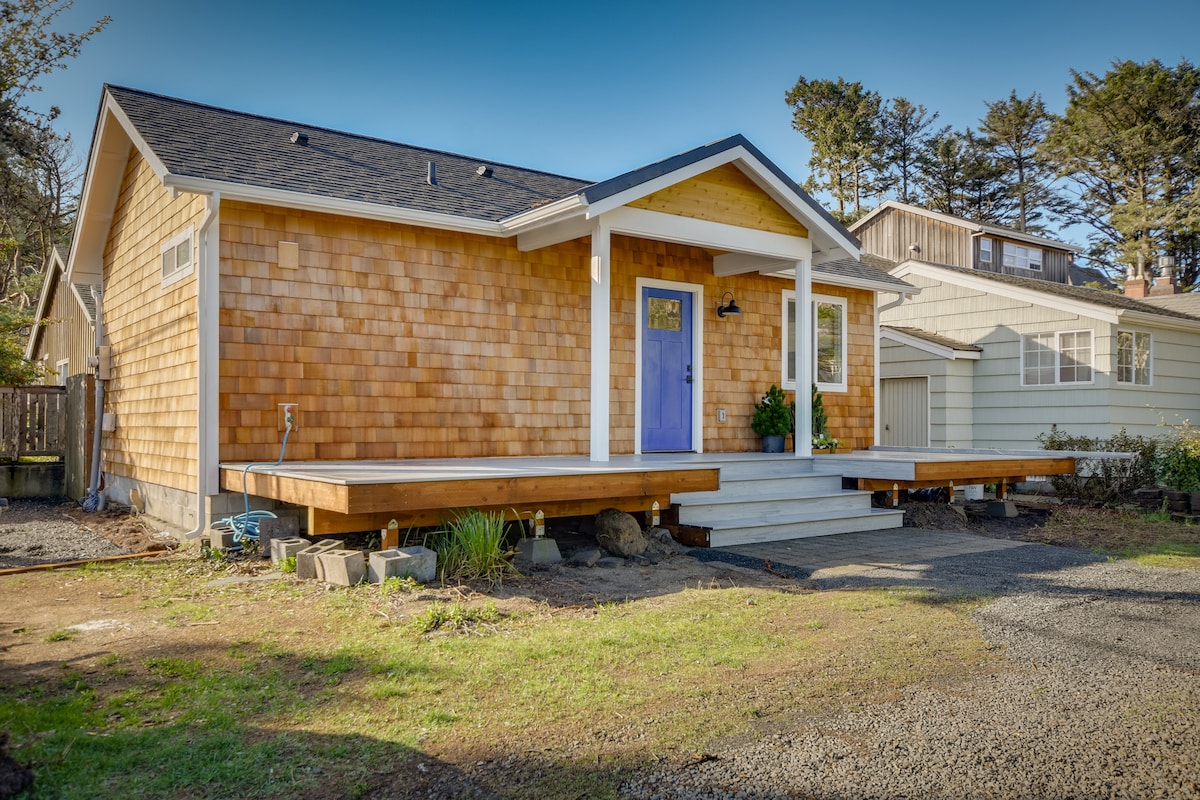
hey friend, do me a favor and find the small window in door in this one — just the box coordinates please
[647,297,682,331]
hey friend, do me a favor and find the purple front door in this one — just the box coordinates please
[641,287,693,452]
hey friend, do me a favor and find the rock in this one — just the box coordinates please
[568,548,602,567]
[594,508,647,557]
[596,556,625,569]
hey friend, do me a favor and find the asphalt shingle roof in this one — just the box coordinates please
[882,326,982,352]
[815,254,913,292]
[108,86,592,222]
[1139,292,1200,317]
[907,261,1200,323]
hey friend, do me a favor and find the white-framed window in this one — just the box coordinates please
[978,237,993,267]
[1117,330,1151,385]
[783,292,848,392]
[161,225,195,287]
[1021,330,1093,386]
[56,359,69,387]
[1003,242,1042,271]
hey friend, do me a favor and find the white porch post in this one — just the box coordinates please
[794,256,813,459]
[589,220,611,462]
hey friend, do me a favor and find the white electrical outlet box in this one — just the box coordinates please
[278,403,299,431]
[718,408,727,423]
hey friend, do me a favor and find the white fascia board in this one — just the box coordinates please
[603,206,808,260]
[765,264,921,296]
[893,260,1120,325]
[516,216,594,252]
[881,327,980,360]
[1116,309,1200,334]
[501,194,587,231]
[162,175,505,236]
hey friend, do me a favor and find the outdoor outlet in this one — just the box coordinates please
[278,403,299,431]
[718,408,727,423]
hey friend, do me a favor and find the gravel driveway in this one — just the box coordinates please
[623,544,1200,800]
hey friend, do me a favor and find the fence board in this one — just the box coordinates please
[0,385,67,461]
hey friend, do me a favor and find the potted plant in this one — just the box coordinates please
[811,384,843,453]
[752,384,792,453]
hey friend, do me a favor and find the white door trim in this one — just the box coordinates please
[635,277,705,455]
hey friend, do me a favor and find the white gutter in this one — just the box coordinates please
[185,191,220,539]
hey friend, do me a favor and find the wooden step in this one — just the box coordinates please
[673,473,845,504]
[707,508,906,548]
[678,490,872,526]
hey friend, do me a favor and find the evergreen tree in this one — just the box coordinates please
[1043,58,1200,286]
[875,97,938,204]
[979,90,1059,232]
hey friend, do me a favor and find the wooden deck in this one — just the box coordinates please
[811,446,1077,501]
[218,448,1079,540]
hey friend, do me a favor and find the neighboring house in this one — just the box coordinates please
[851,201,1083,285]
[55,85,914,531]
[25,248,98,385]
[879,260,1200,450]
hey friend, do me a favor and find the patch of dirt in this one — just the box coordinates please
[59,503,179,554]
[899,498,1054,540]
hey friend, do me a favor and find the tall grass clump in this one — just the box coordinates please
[430,508,515,585]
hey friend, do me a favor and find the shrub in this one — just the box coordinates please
[429,508,515,585]
[752,384,793,437]
[1156,421,1200,492]
[1036,427,1161,505]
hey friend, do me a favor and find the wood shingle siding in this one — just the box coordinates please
[102,150,204,493]
[628,164,810,238]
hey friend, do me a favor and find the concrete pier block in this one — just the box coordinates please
[516,537,562,566]
[987,500,1019,518]
[296,539,344,580]
[317,550,367,586]
[257,516,301,559]
[270,536,310,566]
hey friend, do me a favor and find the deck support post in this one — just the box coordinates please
[589,220,612,462]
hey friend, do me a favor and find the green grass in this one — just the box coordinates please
[0,561,996,799]
[1108,542,1200,569]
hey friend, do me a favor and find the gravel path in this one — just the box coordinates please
[622,548,1200,800]
[0,499,129,568]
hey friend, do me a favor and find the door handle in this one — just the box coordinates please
[685,365,693,384]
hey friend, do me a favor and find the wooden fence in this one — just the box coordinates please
[0,385,67,461]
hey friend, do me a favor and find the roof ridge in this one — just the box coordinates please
[103,84,595,185]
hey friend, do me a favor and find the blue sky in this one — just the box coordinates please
[32,0,1200,246]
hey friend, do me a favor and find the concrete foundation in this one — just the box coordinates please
[0,463,65,498]
[296,539,344,580]
[317,550,367,586]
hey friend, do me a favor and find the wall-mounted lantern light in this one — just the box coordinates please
[716,292,742,318]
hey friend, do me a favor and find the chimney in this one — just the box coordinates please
[1149,255,1181,296]
[1124,252,1149,298]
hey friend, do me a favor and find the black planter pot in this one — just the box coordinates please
[761,434,785,453]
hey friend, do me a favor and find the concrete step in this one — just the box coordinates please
[706,458,816,480]
[707,508,906,548]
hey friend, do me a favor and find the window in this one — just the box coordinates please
[161,226,195,287]
[783,293,847,391]
[1022,330,1093,386]
[1003,242,1042,271]
[56,359,69,387]
[978,237,992,267]
[1117,331,1151,385]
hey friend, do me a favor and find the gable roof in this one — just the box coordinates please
[25,248,95,360]
[892,259,1200,331]
[851,200,1082,254]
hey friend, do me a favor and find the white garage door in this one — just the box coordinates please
[881,377,929,447]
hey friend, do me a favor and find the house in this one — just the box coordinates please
[878,259,1200,450]
[851,201,1084,285]
[53,85,925,539]
[26,248,97,385]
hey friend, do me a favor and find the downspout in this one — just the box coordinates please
[185,191,220,539]
[874,290,910,446]
[83,287,105,511]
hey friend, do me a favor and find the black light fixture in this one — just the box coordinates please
[716,292,742,318]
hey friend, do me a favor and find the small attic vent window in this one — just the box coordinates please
[476,165,494,177]
[290,131,309,146]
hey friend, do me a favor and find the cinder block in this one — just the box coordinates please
[208,529,238,550]
[270,536,310,566]
[394,546,438,583]
[257,516,301,559]
[295,539,344,580]
[369,549,402,584]
[516,537,562,566]
[317,549,367,587]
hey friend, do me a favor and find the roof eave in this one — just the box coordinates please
[162,175,507,237]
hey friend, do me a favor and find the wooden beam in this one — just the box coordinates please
[857,475,1030,492]
[220,468,349,512]
[909,458,1075,483]
[308,494,676,536]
